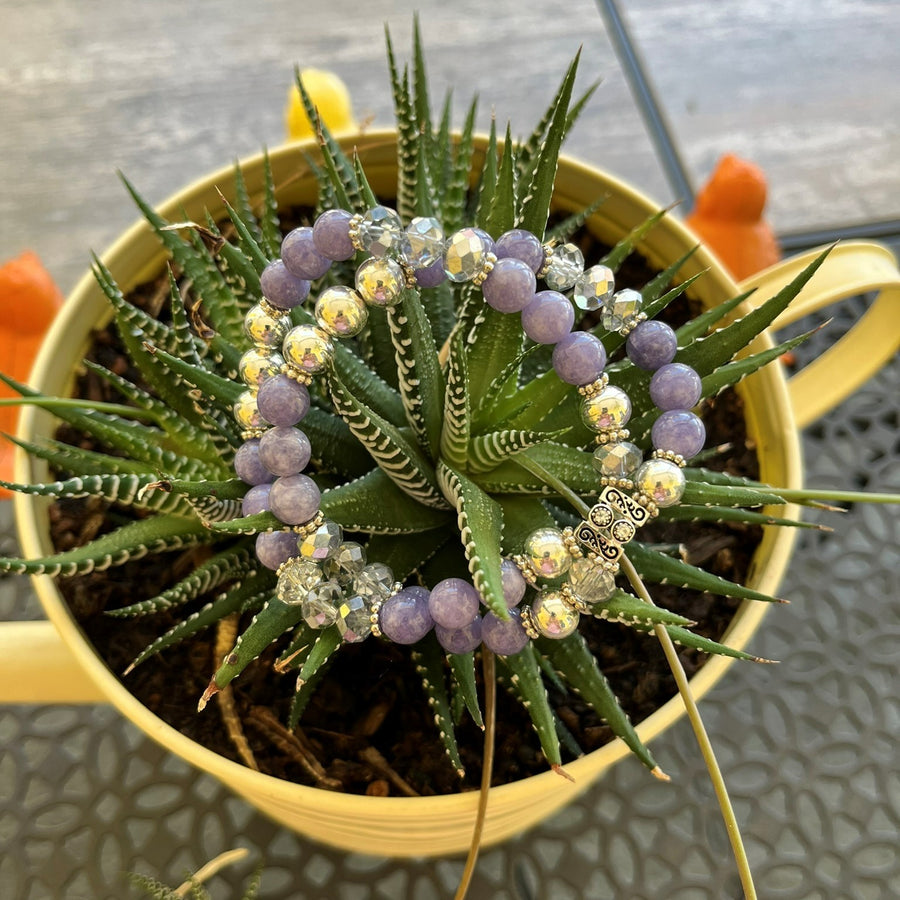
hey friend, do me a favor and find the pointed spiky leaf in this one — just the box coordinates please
[447,651,484,728]
[594,589,694,628]
[412,634,464,777]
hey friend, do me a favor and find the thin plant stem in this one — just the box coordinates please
[514,450,758,898]
[454,649,497,900]
[770,487,900,505]
[174,847,250,897]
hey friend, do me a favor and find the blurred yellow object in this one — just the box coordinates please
[286,68,357,140]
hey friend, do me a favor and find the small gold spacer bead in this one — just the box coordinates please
[595,427,630,445]
[561,527,584,557]
[259,298,288,318]
[520,604,541,640]
[618,311,647,337]
[577,374,610,398]
[401,264,419,288]
[347,214,364,251]
[537,243,555,279]
[280,363,314,385]
[292,512,326,538]
[241,427,267,441]
[512,554,539,586]
[369,598,384,638]
[560,581,590,614]
[651,449,687,467]
[472,252,497,287]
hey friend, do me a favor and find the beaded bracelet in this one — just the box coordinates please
[231,205,705,657]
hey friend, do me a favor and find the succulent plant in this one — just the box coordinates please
[1,31,830,787]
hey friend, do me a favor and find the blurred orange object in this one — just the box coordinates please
[684,154,781,281]
[0,251,64,498]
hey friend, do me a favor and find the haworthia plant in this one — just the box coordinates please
[1,33,831,783]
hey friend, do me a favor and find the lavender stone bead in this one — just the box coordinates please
[651,409,706,459]
[650,362,703,411]
[242,483,271,517]
[494,229,544,273]
[521,290,575,345]
[482,257,537,312]
[435,616,483,654]
[500,558,527,608]
[312,209,355,261]
[281,227,332,280]
[626,320,678,371]
[414,258,447,288]
[255,530,300,570]
[260,260,310,310]
[234,439,274,486]
[257,374,310,427]
[258,426,311,477]
[428,577,481,630]
[268,473,321,525]
[380,586,434,644]
[481,608,529,656]
[473,228,496,256]
[552,331,607,385]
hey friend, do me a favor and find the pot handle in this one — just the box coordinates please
[737,241,900,429]
[0,620,107,703]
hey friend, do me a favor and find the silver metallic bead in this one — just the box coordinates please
[355,257,406,308]
[314,285,368,337]
[233,389,268,431]
[523,527,572,580]
[531,591,580,639]
[581,385,633,432]
[282,324,334,376]
[244,302,290,348]
[238,347,285,388]
[634,458,686,508]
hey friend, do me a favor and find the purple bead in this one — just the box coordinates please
[258,426,311,477]
[257,374,310,427]
[473,228,495,256]
[255,530,300,570]
[312,209,355,261]
[494,229,544,274]
[651,409,706,459]
[626,320,678,371]
[380,586,434,644]
[649,362,703,411]
[242,483,271,516]
[414,259,447,288]
[234,439,274,486]
[435,615,483,654]
[481,608,529,656]
[482,257,537,313]
[260,260,310,310]
[428,578,481,630]
[500,559,527,609]
[281,227,332,280]
[268,473,321,525]
[521,290,575,345]
[552,331,607,385]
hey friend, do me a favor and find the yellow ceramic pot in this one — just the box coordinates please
[5,132,899,856]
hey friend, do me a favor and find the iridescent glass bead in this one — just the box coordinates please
[358,206,405,258]
[523,527,571,579]
[324,541,366,587]
[591,441,643,478]
[573,265,615,311]
[314,285,368,337]
[298,520,343,561]
[277,557,325,604]
[405,216,445,267]
[568,557,616,604]
[302,580,342,628]
[443,228,490,283]
[634,458,686,508]
[531,591,580,639]
[354,562,394,602]
[543,242,584,291]
[355,257,405,308]
[337,594,372,643]
[601,287,643,332]
[282,325,334,376]
[581,385,632,432]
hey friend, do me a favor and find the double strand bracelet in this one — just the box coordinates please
[230,205,705,656]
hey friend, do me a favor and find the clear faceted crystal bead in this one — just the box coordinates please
[244,303,290,348]
[353,562,395,602]
[277,557,325,605]
[568,557,616,604]
[404,216,445,267]
[323,541,367,587]
[337,594,372,643]
[591,441,643,477]
[573,264,615,311]
[302,580,342,628]
[601,287,643,332]
[544,242,584,291]
[443,228,490,283]
[358,206,406,258]
[298,520,343,561]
